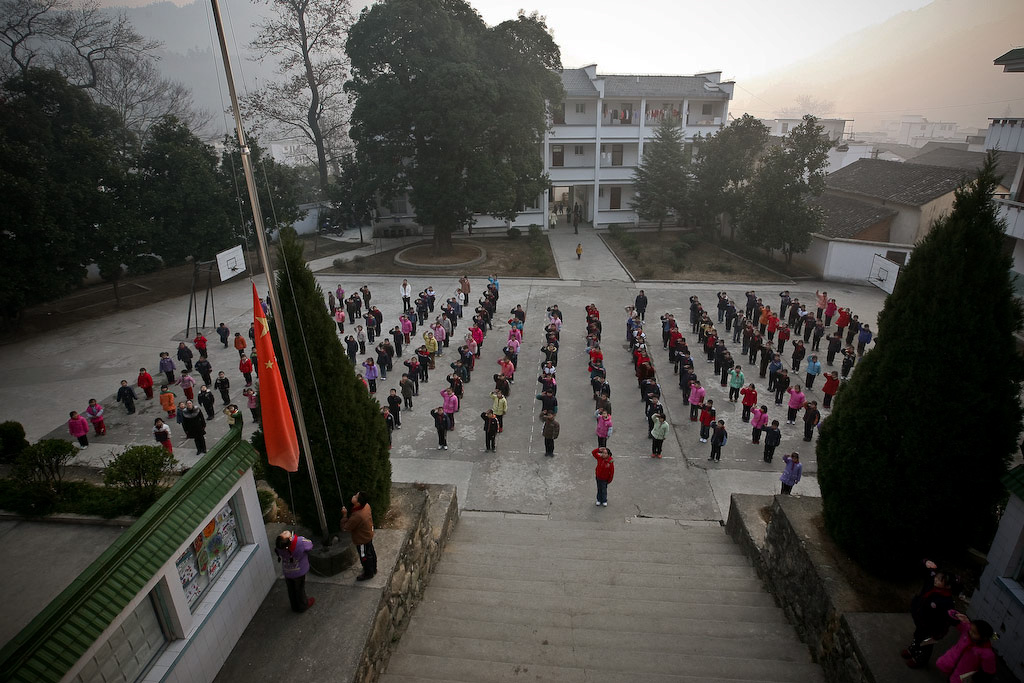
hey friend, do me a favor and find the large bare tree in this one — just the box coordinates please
[244,0,353,193]
[1,0,158,88]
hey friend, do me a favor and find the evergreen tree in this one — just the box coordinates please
[690,114,770,238]
[817,154,1023,575]
[256,229,391,529]
[630,117,689,228]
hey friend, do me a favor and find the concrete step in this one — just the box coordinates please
[427,573,776,607]
[443,541,753,566]
[434,560,765,591]
[437,554,756,578]
[405,615,810,661]
[386,648,825,683]
[458,512,727,535]
[450,524,744,553]
[412,600,795,639]
[419,586,786,623]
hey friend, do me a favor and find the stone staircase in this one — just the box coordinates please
[381,512,826,683]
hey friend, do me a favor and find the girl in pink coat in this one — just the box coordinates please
[441,388,459,429]
[786,386,806,425]
[595,409,613,447]
[688,382,706,421]
[507,327,522,344]
[935,613,996,683]
[68,411,90,448]
[85,399,106,436]
[750,405,769,444]
[470,325,484,353]
[400,315,413,344]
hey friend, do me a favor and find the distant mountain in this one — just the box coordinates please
[734,0,1024,133]
[114,0,278,136]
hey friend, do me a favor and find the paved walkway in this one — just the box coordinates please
[546,223,632,281]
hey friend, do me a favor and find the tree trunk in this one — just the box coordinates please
[112,277,122,307]
[432,227,454,254]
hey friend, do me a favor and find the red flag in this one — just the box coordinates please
[252,283,300,471]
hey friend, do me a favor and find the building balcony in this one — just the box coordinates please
[998,198,1024,239]
[550,124,597,141]
[597,165,637,182]
[986,118,1024,154]
[548,166,596,183]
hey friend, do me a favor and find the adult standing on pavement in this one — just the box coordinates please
[275,530,315,611]
[780,453,802,494]
[180,400,208,455]
[634,290,648,321]
[341,492,377,581]
[400,279,413,313]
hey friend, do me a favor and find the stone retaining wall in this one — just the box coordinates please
[727,494,870,683]
[353,483,459,683]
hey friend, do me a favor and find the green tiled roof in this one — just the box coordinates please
[1004,464,1024,502]
[0,426,258,683]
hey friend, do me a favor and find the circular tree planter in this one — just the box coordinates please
[394,241,487,270]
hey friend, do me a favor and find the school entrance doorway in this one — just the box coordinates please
[549,185,590,228]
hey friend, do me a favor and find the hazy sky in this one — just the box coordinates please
[464,0,934,81]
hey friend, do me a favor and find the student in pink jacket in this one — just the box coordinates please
[595,409,613,447]
[441,388,459,429]
[68,411,90,448]
[750,405,769,444]
[786,386,806,425]
[399,315,413,344]
[935,613,996,682]
[688,381,706,421]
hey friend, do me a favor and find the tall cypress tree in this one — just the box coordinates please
[630,116,689,228]
[255,229,391,529]
[817,154,1023,575]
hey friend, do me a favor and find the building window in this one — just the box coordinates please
[553,103,565,125]
[702,103,713,116]
[575,103,586,114]
[389,197,407,215]
[551,145,564,167]
[610,187,621,210]
[574,145,584,156]
[781,123,790,134]
[177,501,243,611]
[611,144,623,167]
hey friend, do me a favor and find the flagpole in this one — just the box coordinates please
[209,0,330,541]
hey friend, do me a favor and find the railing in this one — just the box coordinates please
[997,198,1024,239]
[986,118,1024,154]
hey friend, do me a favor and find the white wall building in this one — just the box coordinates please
[891,115,962,148]
[544,65,734,227]
[985,47,1024,289]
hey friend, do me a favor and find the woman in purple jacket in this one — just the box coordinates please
[275,531,315,612]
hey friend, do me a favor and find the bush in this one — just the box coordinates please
[13,439,77,494]
[0,479,141,518]
[0,421,29,464]
[709,262,735,273]
[527,225,543,241]
[128,254,163,275]
[670,242,690,259]
[626,244,642,260]
[608,224,625,240]
[258,488,276,514]
[506,227,521,239]
[104,445,178,508]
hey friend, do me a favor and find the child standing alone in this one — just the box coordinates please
[592,447,613,506]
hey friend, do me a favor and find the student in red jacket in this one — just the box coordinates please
[699,400,716,442]
[592,447,614,507]
[822,371,840,409]
[137,367,155,399]
[740,384,758,422]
